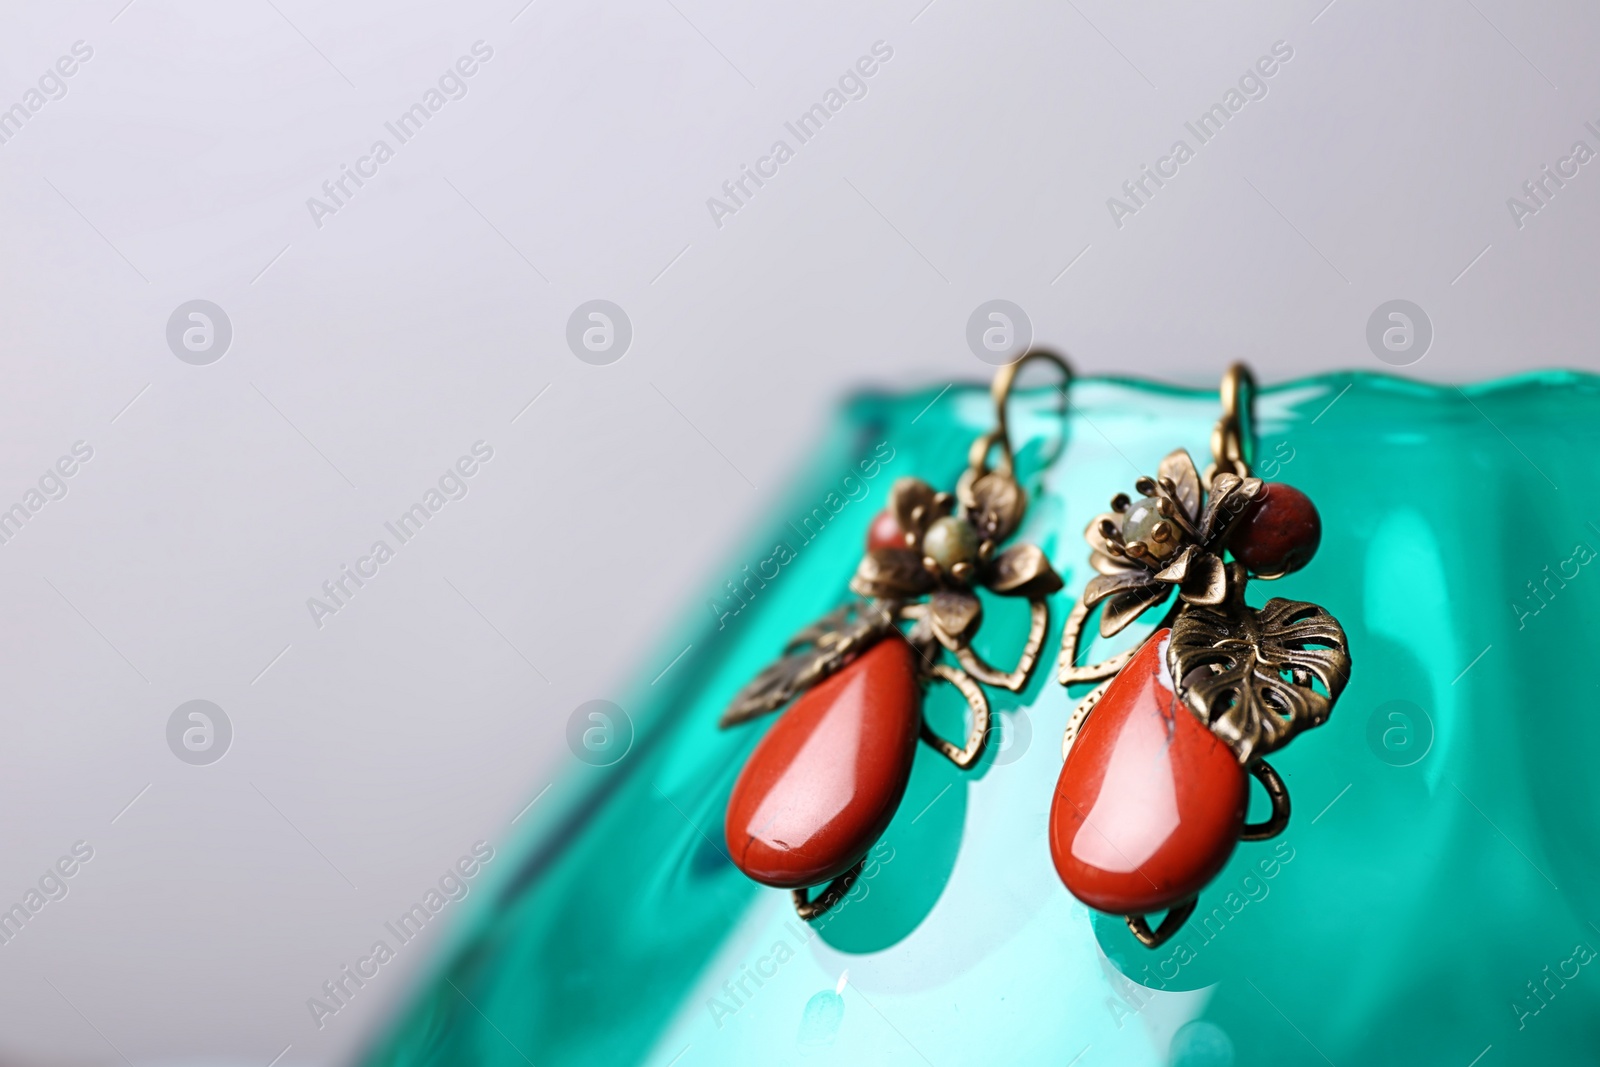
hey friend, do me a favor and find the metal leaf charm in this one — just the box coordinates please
[1081,569,1148,607]
[1084,512,1123,560]
[929,589,982,640]
[1177,550,1227,606]
[1153,544,1197,583]
[1167,594,1351,763]
[890,477,943,539]
[850,548,934,600]
[987,543,1064,598]
[1157,449,1202,525]
[1100,584,1173,637]
[720,602,896,727]
[966,471,1027,544]
[1196,473,1261,542]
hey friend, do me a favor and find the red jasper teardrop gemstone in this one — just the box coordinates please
[1050,629,1247,915]
[725,638,920,889]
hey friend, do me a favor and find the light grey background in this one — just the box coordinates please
[0,0,1593,1063]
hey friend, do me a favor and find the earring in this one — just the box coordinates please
[1051,363,1352,948]
[720,352,1070,920]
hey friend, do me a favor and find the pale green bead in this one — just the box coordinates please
[1122,495,1179,559]
[922,516,977,570]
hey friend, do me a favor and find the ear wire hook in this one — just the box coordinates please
[970,350,1074,484]
[1204,362,1256,488]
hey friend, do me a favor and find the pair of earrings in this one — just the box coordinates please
[718,354,1351,947]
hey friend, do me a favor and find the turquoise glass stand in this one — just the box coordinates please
[363,371,1600,1066]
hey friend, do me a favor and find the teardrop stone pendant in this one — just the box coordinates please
[724,639,921,889]
[1049,630,1247,915]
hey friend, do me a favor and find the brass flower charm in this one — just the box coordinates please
[1079,448,1261,638]
[850,475,1063,648]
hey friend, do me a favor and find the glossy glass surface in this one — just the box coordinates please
[364,371,1600,1067]
[1051,631,1247,915]
[725,639,921,888]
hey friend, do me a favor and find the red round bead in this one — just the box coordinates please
[1228,482,1321,576]
[1050,630,1247,915]
[866,508,906,552]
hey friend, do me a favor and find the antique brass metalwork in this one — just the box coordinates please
[792,857,866,921]
[1055,450,1264,683]
[723,352,1072,920]
[1240,760,1290,842]
[1204,361,1254,488]
[720,601,896,728]
[1057,362,1351,949]
[1168,567,1351,765]
[1126,900,1198,949]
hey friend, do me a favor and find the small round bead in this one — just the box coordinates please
[923,516,978,572]
[866,509,906,552]
[1121,496,1180,560]
[1228,482,1321,575]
